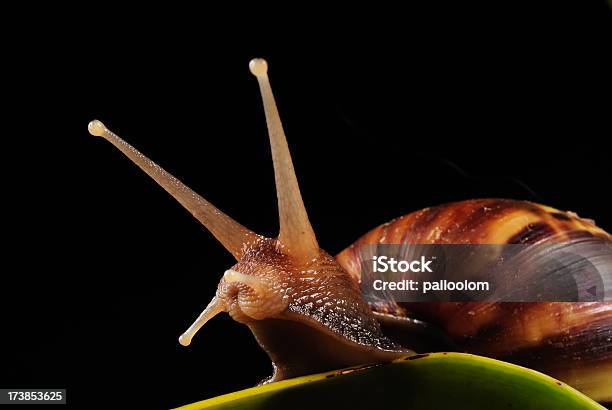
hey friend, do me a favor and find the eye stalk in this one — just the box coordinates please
[249,58,319,264]
[86,119,257,259]
[88,58,318,263]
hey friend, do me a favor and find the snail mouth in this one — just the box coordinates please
[223,269,288,322]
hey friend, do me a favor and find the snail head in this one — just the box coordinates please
[88,58,407,381]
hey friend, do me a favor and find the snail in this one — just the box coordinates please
[87,58,612,402]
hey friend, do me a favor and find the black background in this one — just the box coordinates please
[3,3,611,409]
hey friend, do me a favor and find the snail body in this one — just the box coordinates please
[89,58,612,402]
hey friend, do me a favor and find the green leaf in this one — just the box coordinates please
[175,353,605,410]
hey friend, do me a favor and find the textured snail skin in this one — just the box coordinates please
[337,198,612,402]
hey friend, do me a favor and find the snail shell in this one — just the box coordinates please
[337,198,612,402]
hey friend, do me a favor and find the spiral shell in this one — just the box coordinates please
[337,199,612,402]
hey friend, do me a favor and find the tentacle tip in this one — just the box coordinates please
[178,334,191,347]
[88,120,108,137]
[249,58,268,77]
